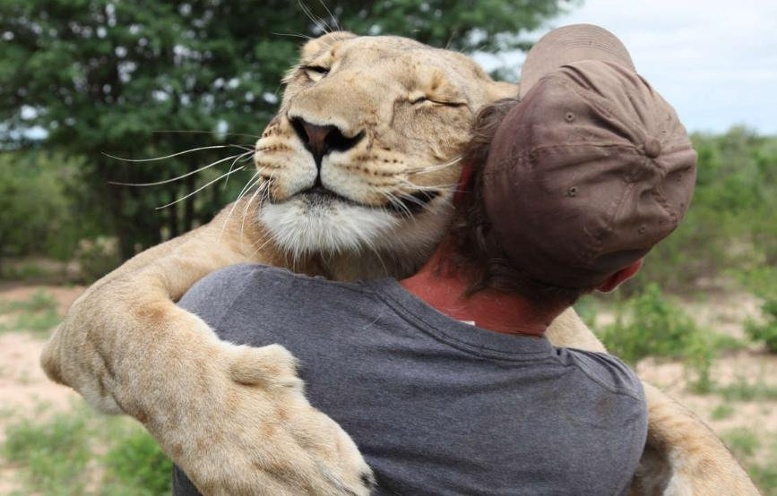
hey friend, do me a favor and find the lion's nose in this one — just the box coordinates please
[290,117,364,169]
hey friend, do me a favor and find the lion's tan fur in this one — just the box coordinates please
[41,32,758,495]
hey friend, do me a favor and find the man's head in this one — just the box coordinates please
[455,24,697,304]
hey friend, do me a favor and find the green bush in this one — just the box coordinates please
[717,377,777,402]
[600,284,699,362]
[630,206,735,295]
[739,267,777,353]
[74,236,122,283]
[103,425,173,496]
[745,298,777,353]
[0,151,111,276]
[598,284,714,392]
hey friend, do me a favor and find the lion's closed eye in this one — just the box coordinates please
[303,65,329,82]
[408,90,465,107]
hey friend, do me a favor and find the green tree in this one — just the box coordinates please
[0,0,578,259]
[0,151,89,275]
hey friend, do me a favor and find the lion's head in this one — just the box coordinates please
[252,32,517,278]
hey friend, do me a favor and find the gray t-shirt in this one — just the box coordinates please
[172,264,646,495]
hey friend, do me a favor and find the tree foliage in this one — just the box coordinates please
[0,151,95,275]
[0,0,577,259]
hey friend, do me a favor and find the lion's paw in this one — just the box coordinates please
[170,342,374,495]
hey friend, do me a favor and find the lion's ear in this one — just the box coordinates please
[301,31,357,59]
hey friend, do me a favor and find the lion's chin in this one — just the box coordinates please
[259,200,401,259]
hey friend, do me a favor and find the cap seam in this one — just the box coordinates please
[559,67,654,148]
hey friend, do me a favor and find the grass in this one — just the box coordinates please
[717,377,777,402]
[581,283,777,495]
[0,289,61,334]
[5,402,774,496]
[1,282,773,495]
[2,403,172,496]
[710,402,736,421]
[101,424,174,495]
[3,407,92,495]
[723,429,777,496]
[724,427,761,458]
[0,287,171,495]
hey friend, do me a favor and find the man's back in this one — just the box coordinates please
[173,264,646,495]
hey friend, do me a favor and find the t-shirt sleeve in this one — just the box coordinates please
[562,350,647,494]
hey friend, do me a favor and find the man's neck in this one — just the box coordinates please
[399,242,558,337]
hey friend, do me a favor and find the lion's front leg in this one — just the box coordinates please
[629,383,760,496]
[546,309,759,495]
[129,315,373,495]
[40,201,265,412]
[39,200,374,494]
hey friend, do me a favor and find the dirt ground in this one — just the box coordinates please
[0,285,86,493]
[0,285,85,421]
[1,284,776,492]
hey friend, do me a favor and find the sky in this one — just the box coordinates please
[478,0,777,135]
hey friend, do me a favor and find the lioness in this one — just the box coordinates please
[41,32,759,495]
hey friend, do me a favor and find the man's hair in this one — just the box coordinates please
[450,98,590,308]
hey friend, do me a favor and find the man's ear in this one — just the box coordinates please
[453,162,475,207]
[596,259,643,293]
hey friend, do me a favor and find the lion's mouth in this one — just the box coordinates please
[387,190,440,214]
[298,186,358,208]
[295,186,439,215]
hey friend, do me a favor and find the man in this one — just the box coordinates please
[173,24,696,495]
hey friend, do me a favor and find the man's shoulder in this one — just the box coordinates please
[557,348,645,403]
[198,262,282,285]
[185,263,304,298]
[178,263,291,318]
[180,263,266,302]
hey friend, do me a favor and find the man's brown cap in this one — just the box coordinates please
[483,24,698,289]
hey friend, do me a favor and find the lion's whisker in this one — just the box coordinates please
[254,145,281,153]
[222,151,257,189]
[218,173,262,242]
[234,172,262,205]
[357,226,392,277]
[240,180,272,244]
[103,144,252,163]
[405,157,462,175]
[314,0,340,32]
[224,172,261,231]
[383,192,414,220]
[399,179,456,191]
[297,0,330,35]
[270,30,314,42]
[155,167,246,210]
[108,151,253,187]
[151,129,261,141]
